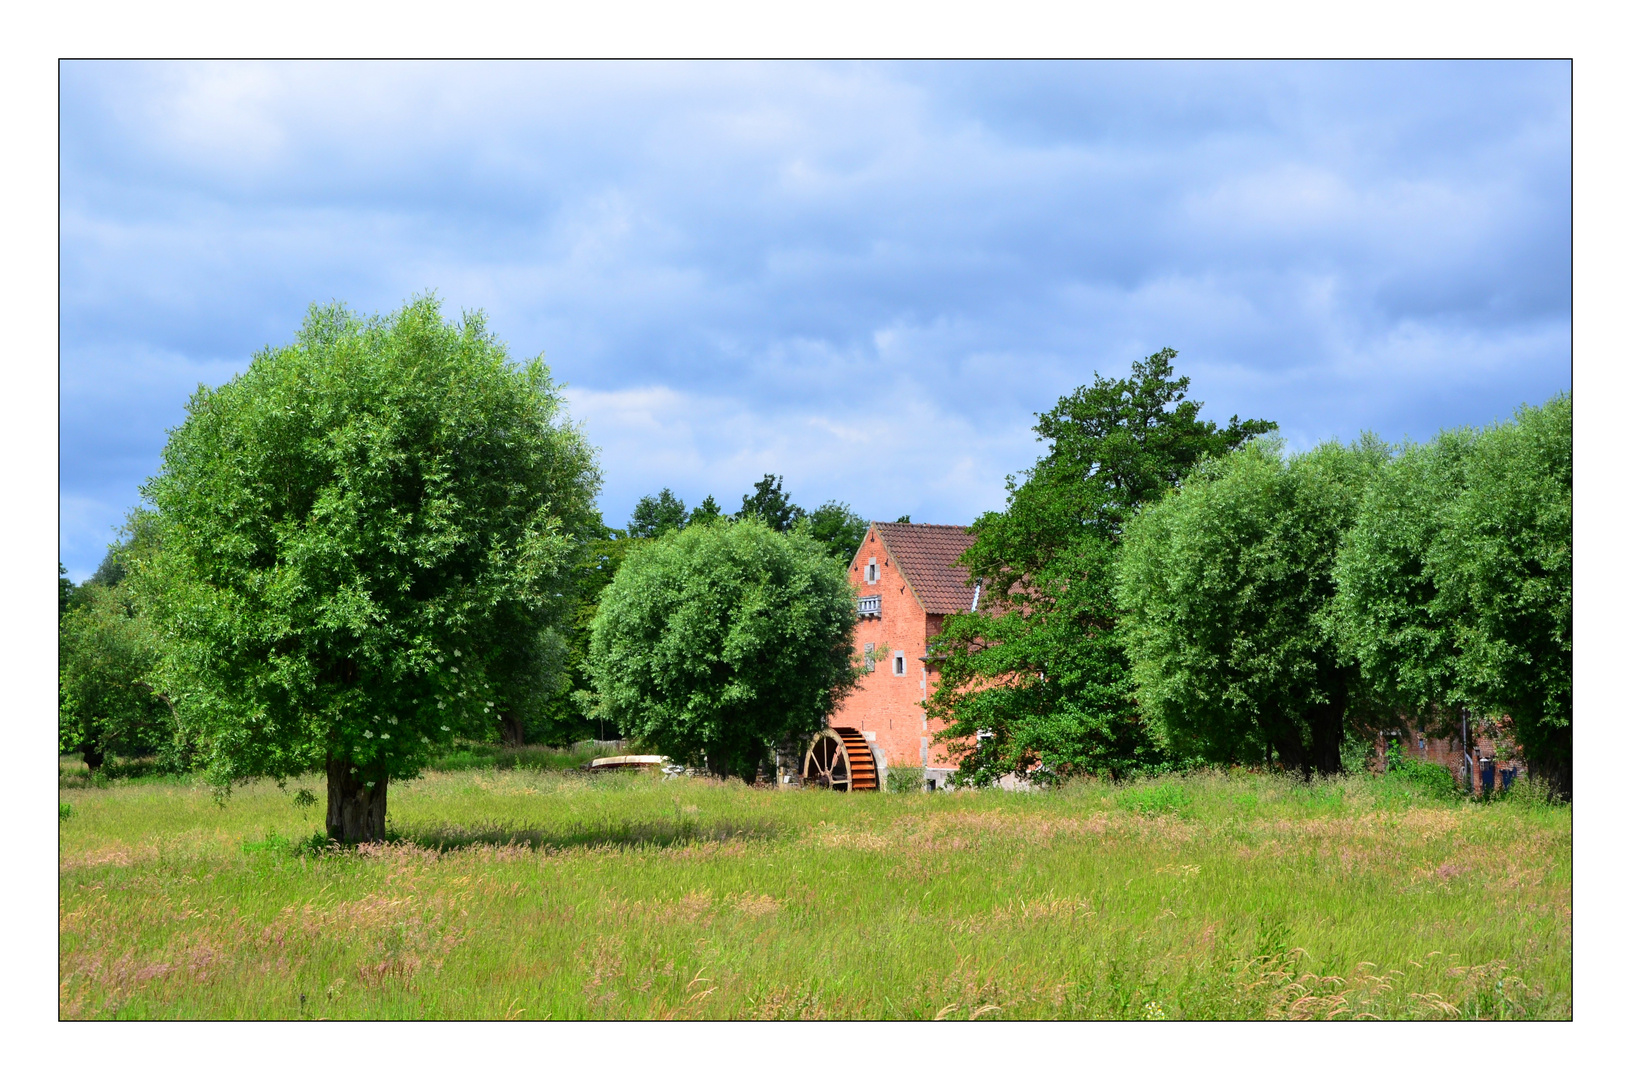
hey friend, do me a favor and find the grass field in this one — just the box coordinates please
[58,762,1571,1020]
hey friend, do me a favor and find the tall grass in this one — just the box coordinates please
[58,767,1570,1020]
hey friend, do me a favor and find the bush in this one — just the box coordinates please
[886,765,925,793]
[1384,743,1459,801]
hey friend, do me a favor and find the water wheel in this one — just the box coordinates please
[802,727,878,791]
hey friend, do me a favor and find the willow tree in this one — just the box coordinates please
[139,297,600,840]
[583,518,859,780]
[1117,437,1387,776]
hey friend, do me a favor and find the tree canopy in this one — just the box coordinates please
[930,348,1275,783]
[628,488,690,538]
[136,297,600,840]
[799,500,869,561]
[583,517,859,780]
[1334,394,1571,796]
[738,473,805,532]
[1118,437,1387,776]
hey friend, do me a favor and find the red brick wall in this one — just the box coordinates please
[1373,717,1525,794]
[828,527,960,776]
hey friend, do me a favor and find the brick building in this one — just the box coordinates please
[805,521,978,790]
[1374,716,1525,795]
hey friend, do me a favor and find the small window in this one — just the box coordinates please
[866,558,879,584]
[864,643,876,673]
[893,651,906,677]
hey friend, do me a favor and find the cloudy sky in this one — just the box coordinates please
[59,60,1571,582]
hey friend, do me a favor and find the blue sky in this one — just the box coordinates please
[59,60,1571,582]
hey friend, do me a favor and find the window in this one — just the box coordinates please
[893,651,906,677]
[864,643,876,673]
[857,594,881,618]
[865,557,879,583]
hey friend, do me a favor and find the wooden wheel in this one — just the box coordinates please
[802,727,878,791]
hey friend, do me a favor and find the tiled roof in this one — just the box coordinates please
[870,522,978,615]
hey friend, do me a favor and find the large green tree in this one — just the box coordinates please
[60,517,177,772]
[738,473,805,532]
[59,582,172,773]
[628,488,690,538]
[1334,394,1571,797]
[583,517,859,780]
[799,500,869,561]
[138,297,600,840]
[1118,438,1387,776]
[929,349,1274,783]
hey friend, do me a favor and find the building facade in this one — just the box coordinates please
[821,522,978,790]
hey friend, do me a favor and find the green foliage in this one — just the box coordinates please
[1334,394,1572,797]
[1118,437,1388,776]
[135,296,601,812]
[885,764,924,793]
[628,488,690,538]
[931,349,1273,783]
[583,517,859,780]
[60,563,78,615]
[688,494,725,527]
[527,529,641,744]
[1383,741,1459,801]
[426,742,597,773]
[59,802,73,821]
[738,473,805,532]
[59,557,176,772]
[798,500,869,561]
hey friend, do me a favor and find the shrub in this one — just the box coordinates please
[1384,743,1459,801]
[886,765,925,793]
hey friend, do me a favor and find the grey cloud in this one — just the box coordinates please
[60,60,1570,579]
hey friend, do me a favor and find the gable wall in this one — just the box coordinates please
[828,527,961,779]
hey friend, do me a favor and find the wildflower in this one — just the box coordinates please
[380,733,390,741]
[453,649,462,657]
[362,730,373,738]
[441,725,450,731]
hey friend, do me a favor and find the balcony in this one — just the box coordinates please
[857,594,882,618]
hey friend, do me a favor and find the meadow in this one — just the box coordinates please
[58,760,1571,1020]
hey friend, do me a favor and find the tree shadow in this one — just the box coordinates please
[388,816,785,853]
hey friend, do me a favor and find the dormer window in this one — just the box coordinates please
[865,557,879,584]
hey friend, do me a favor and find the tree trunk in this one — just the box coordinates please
[500,710,526,748]
[326,755,389,843]
[81,741,105,773]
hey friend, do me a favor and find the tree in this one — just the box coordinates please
[59,581,172,773]
[583,517,859,780]
[60,518,179,772]
[1335,394,1571,797]
[800,500,869,561]
[528,524,642,745]
[137,297,601,841]
[738,474,805,532]
[689,494,726,527]
[628,488,690,538]
[1117,438,1387,777]
[929,348,1274,782]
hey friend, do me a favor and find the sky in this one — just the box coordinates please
[59,60,1571,583]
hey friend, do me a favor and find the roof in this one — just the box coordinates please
[868,522,978,615]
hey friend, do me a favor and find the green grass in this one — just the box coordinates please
[58,766,1570,1020]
